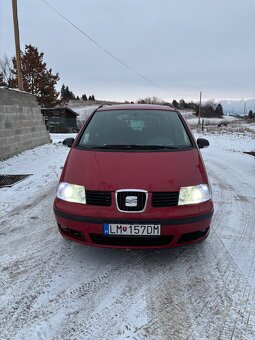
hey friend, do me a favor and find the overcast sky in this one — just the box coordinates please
[1,0,255,102]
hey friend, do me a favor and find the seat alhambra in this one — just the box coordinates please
[54,104,213,248]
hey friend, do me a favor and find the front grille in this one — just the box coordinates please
[152,192,179,207]
[89,234,173,247]
[116,191,147,212]
[86,190,112,206]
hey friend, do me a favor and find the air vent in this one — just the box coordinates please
[89,234,173,247]
[177,227,209,244]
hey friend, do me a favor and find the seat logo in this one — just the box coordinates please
[125,196,138,207]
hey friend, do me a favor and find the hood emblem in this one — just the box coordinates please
[125,196,138,207]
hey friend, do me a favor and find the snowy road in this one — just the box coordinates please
[0,130,255,339]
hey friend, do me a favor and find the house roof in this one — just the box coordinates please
[41,107,79,116]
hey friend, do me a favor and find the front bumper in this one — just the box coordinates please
[53,198,213,249]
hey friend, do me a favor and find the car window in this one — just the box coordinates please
[77,109,193,149]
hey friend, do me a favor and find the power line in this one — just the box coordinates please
[41,0,175,95]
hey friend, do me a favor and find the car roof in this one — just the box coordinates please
[97,103,177,112]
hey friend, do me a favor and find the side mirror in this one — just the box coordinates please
[63,138,75,148]
[197,138,209,149]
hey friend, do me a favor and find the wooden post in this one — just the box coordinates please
[12,0,24,91]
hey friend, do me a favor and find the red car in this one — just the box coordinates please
[54,104,213,248]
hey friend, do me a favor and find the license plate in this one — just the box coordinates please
[103,223,161,236]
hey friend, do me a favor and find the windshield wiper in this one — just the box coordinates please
[81,144,179,150]
[148,145,179,149]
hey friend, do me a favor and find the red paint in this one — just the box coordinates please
[54,104,213,249]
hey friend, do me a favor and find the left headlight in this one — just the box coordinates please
[178,184,211,205]
[56,182,86,204]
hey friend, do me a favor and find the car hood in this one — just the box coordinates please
[61,148,208,192]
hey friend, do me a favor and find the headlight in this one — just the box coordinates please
[178,184,211,205]
[56,182,86,204]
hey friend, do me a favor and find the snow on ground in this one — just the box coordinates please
[186,115,241,127]
[248,124,255,132]
[194,129,255,288]
[0,126,255,339]
[0,134,76,217]
[70,105,98,124]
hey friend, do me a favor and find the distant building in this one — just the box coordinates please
[41,107,79,133]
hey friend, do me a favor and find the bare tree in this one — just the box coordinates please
[137,96,164,104]
[0,54,13,85]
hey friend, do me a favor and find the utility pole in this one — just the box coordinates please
[243,101,247,116]
[12,0,24,91]
[198,91,202,127]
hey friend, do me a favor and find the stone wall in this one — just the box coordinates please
[0,87,51,160]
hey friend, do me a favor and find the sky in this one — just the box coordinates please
[1,0,255,102]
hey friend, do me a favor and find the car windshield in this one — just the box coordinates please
[77,109,193,150]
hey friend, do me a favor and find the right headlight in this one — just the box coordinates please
[56,182,86,204]
[178,184,211,205]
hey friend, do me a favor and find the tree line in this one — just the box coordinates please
[172,99,223,117]
[60,84,95,102]
[138,97,224,117]
[0,45,95,107]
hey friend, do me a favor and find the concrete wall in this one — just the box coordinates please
[0,87,51,160]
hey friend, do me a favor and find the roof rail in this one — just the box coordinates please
[96,102,112,109]
[89,103,113,117]
[163,102,175,108]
